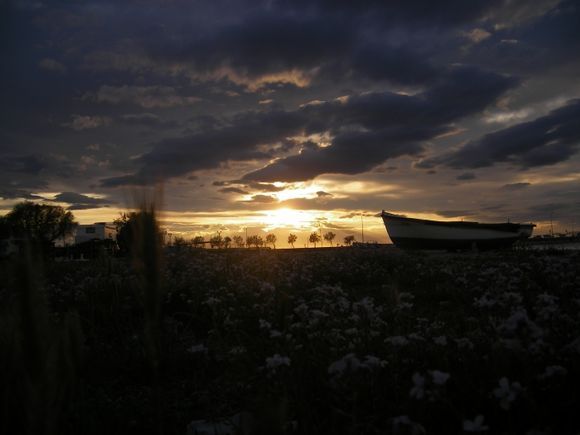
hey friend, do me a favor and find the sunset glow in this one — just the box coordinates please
[1,0,579,238]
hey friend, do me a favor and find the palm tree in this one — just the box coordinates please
[288,233,297,248]
[265,233,277,249]
[323,231,336,247]
[309,232,321,248]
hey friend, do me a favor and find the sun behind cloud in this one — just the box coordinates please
[262,208,317,231]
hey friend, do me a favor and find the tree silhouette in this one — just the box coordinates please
[309,231,321,247]
[233,235,244,248]
[5,201,77,246]
[209,233,223,248]
[114,209,164,255]
[223,236,232,248]
[246,235,258,248]
[288,233,297,248]
[323,231,336,246]
[343,235,356,246]
[265,233,277,249]
[192,236,205,248]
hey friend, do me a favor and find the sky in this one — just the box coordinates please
[1,0,580,244]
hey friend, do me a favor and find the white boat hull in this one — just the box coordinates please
[382,211,535,250]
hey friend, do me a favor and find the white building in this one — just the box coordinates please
[75,222,117,245]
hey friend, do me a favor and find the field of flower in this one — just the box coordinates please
[1,247,580,434]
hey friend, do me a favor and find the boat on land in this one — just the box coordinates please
[381,211,535,251]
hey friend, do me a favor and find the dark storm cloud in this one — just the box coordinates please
[464,0,580,74]
[52,192,113,207]
[0,153,82,194]
[435,210,475,218]
[2,0,579,215]
[152,13,353,79]
[424,99,580,169]
[101,66,516,186]
[502,182,531,190]
[243,194,277,203]
[244,129,426,182]
[119,113,178,129]
[100,109,305,186]
[219,187,249,195]
[456,172,476,181]
[276,0,503,28]
[144,6,457,88]
[0,154,45,175]
[243,182,286,193]
[0,188,44,200]
[243,67,517,182]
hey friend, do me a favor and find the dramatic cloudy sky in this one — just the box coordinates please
[2,0,580,243]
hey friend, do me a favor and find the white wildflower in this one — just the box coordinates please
[328,353,361,377]
[260,282,275,292]
[473,293,496,308]
[539,365,567,380]
[433,335,448,346]
[500,308,543,338]
[392,415,425,435]
[259,319,272,329]
[493,377,522,410]
[410,372,426,399]
[265,354,291,371]
[362,355,387,369]
[188,344,208,354]
[463,415,489,432]
[455,337,474,349]
[385,336,409,346]
[204,296,220,306]
[345,328,358,336]
[397,302,414,310]
[228,346,246,355]
[431,370,450,385]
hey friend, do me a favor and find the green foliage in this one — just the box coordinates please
[3,201,76,245]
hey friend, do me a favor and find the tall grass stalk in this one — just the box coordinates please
[131,196,165,435]
[0,242,82,435]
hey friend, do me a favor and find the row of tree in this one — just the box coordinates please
[0,202,359,253]
[175,231,358,249]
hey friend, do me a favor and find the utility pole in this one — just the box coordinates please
[361,213,365,243]
[245,227,248,248]
[550,211,554,237]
